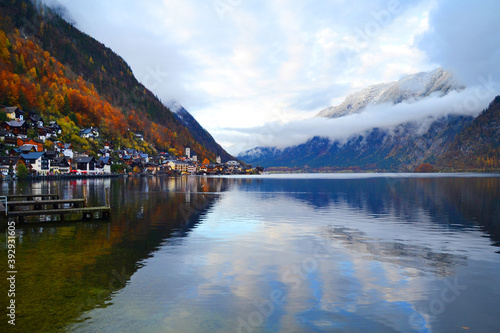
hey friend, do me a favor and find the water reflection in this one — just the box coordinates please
[64,175,499,333]
[234,176,500,247]
[0,176,229,333]
[1,175,499,332]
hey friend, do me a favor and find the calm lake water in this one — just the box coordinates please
[1,174,500,332]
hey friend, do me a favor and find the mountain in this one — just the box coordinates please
[240,67,498,172]
[168,102,234,162]
[239,95,500,172]
[437,96,500,170]
[316,68,460,118]
[0,0,232,160]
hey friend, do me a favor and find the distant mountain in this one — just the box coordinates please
[316,68,461,118]
[168,102,235,162]
[239,96,500,172]
[239,115,470,171]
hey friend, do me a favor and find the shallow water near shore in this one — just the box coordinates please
[1,174,500,332]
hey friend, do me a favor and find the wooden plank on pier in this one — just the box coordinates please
[6,199,85,206]
[7,206,110,217]
[7,194,60,200]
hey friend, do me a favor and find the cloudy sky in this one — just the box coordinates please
[44,0,500,154]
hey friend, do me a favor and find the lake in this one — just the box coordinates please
[1,174,500,332]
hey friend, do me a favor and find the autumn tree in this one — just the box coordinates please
[414,163,436,173]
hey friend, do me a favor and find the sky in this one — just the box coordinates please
[42,0,500,155]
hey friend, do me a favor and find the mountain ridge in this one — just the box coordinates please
[168,101,234,162]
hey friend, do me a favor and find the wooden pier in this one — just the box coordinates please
[1,189,110,223]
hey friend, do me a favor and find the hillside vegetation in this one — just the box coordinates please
[0,0,227,159]
[437,96,500,170]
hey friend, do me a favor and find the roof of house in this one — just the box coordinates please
[73,156,96,163]
[31,114,42,120]
[53,156,70,167]
[55,156,67,162]
[2,107,20,113]
[6,120,28,127]
[19,144,37,151]
[20,152,47,160]
[97,156,110,164]
[45,151,59,159]
[79,128,93,135]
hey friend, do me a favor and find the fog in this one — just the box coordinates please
[229,86,498,154]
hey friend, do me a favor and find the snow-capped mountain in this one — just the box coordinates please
[316,68,461,118]
[238,68,499,171]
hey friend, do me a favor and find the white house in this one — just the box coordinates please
[20,152,50,175]
[167,160,189,173]
[97,156,112,174]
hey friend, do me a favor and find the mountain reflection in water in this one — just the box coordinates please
[1,174,498,333]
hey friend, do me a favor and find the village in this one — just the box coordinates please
[0,107,262,179]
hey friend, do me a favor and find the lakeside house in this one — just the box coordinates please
[50,156,71,174]
[97,156,112,174]
[20,152,50,175]
[0,156,22,175]
[73,156,97,174]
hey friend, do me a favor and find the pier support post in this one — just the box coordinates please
[105,187,110,208]
[83,187,88,207]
